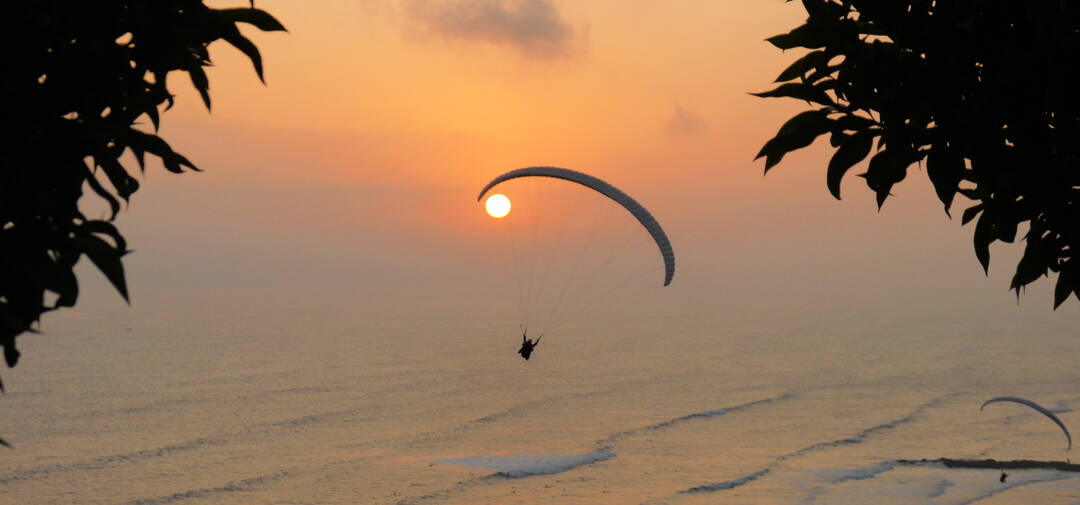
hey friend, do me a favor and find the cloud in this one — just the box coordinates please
[665,106,706,135]
[403,0,578,59]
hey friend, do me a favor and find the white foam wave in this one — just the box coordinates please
[927,479,952,498]
[435,450,614,478]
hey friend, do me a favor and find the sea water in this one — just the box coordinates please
[1,285,1079,505]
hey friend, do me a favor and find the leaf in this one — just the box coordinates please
[83,165,122,220]
[830,114,878,132]
[1053,265,1073,310]
[97,156,140,202]
[216,8,288,32]
[973,210,994,274]
[222,26,265,83]
[81,221,128,251]
[1011,238,1046,295]
[766,23,828,50]
[146,104,160,131]
[187,65,211,111]
[125,130,199,173]
[51,268,78,308]
[775,50,828,82]
[961,203,983,225]
[756,108,833,172]
[751,82,833,107]
[958,187,980,200]
[75,233,129,303]
[996,212,1018,243]
[926,148,964,216]
[827,132,873,199]
[802,0,848,19]
[3,343,19,368]
[863,149,907,208]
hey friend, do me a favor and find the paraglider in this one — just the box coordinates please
[479,166,676,360]
[981,396,1072,450]
[477,166,676,287]
[518,326,541,361]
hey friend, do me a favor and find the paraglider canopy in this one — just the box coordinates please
[478,166,675,286]
[981,396,1072,450]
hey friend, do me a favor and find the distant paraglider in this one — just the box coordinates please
[518,326,540,361]
[981,396,1072,450]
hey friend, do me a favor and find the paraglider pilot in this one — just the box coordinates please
[518,326,541,360]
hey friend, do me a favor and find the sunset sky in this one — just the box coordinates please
[65,0,1076,322]
[14,6,1078,503]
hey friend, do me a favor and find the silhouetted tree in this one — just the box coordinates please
[756,0,1080,308]
[1,1,285,415]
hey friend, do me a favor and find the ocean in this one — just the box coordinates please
[1,284,1078,505]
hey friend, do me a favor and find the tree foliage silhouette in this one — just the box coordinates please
[756,0,1080,308]
[1,0,285,413]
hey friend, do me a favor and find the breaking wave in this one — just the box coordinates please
[675,400,938,495]
[818,462,895,483]
[119,469,292,505]
[597,393,793,448]
[435,450,615,478]
[680,469,770,493]
[896,458,1080,472]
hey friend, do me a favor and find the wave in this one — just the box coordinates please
[896,458,1080,472]
[953,472,1071,505]
[674,399,938,495]
[780,399,941,463]
[679,469,770,493]
[0,405,372,485]
[406,392,584,446]
[927,479,952,498]
[597,393,793,448]
[275,385,334,395]
[119,469,291,505]
[408,376,685,447]
[435,450,615,478]
[818,462,896,483]
[1048,403,1074,414]
[0,435,230,486]
[403,395,790,503]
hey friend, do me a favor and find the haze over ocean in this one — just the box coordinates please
[3,275,1078,504]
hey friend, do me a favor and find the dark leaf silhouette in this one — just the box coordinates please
[766,23,829,50]
[826,132,873,199]
[1,2,285,408]
[757,1,1080,307]
[756,108,833,172]
[864,150,908,209]
[926,149,964,216]
[218,8,289,33]
[775,49,828,82]
[961,204,984,226]
[1055,268,1075,309]
[973,210,994,275]
[752,83,832,107]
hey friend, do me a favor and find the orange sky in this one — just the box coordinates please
[70,0,1078,319]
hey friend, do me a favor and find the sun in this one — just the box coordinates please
[485,194,511,218]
